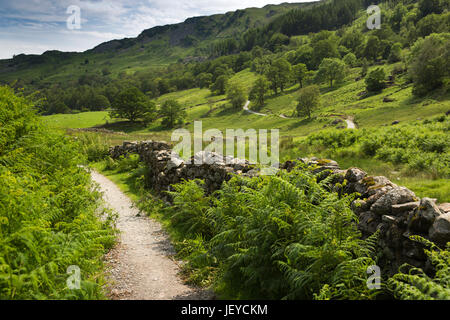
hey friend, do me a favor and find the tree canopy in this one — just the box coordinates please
[110,87,156,123]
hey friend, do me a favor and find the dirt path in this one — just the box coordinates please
[91,170,211,300]
[243,101,357,128]
[243,100,268,116]
[344,117,356,129]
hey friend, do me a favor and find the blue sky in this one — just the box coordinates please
[0,0,315,59]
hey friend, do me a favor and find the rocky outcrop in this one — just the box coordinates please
[109,140,450,276]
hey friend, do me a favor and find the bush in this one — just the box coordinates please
[115,154,140,173]
[306,118,450,178]
[365,68,386,93]
[76,133,110,162]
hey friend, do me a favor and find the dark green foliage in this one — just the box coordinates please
[408,33,450,96]
[416,13,447,38]
[210,75,229,95]
[110,87,156,122]
[90,94,111,111]
[387,236,450,300]
[388,43,403,63]
[266,58,292,94]
[343,52,357,67]
[296,85,321,119]
[360,58,369,77]
[166,180,214,238]
[268,33,290,52]
[365,67,386,93]
[164,166,380,299]
[363,36,381,61]
[311,35,340,69]
[340,30,364,53]
[196,73,213,89]
[292,63,308,88]
[249,76,270,110]
[0,86,116,299]
[159,99,187,128]
[419,0,445,17]
[275,0,363,37]
[293,45,314,70]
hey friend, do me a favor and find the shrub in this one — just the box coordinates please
[166,179,214,238]
[76,133,110,162]
[365,68,386,93]
[115,154,140,173]
[305,118,450,178]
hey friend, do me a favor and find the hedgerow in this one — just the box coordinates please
[0,86,116,299]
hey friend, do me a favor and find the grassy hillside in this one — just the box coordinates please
[44,62,449,202]
[0,2,312,86]
[6,0,450,204]
[2,0,450,301]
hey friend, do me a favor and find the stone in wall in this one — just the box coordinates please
[109,141,450,276]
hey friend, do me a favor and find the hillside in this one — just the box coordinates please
[1,0,450,302]
[29,0,448,203]
[0,2,313,85]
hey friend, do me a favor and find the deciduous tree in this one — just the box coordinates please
[315,58,346,88]
[249,76,270,110]
[296,85,320,119]
[110,87,156,123]
[159,99,187,128]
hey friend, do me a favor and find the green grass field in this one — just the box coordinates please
[42,66,450,202]
[42,111,111,129]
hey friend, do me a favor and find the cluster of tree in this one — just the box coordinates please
[109,86,187,129]
[10,0,449,116]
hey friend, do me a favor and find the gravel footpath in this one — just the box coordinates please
[91,170,212,300]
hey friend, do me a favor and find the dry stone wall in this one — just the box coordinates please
[109,140,256,194]
[110,140,450,276]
